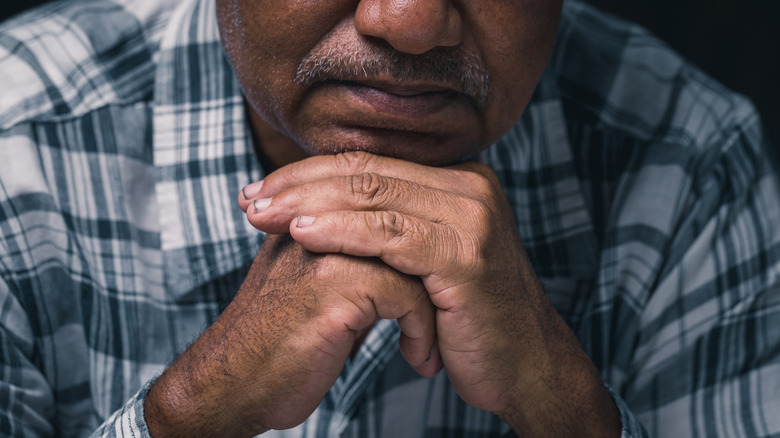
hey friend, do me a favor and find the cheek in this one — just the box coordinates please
[476,1,562,141]
[485,1,562,86]
[217,1,350,122]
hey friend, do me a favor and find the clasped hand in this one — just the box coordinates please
[238,152,543,423]
[145,151,620,438]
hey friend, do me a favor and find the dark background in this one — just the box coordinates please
[586,0,780,146]
[2,0,779,144]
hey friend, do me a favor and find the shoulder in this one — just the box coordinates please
[526,1,779,271]
[0,0,179,129]
[552,0,761,157]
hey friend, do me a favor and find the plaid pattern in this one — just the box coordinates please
[1,0,779,436]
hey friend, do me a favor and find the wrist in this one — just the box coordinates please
[496,296,622,437]
[498,342,622,437]
[143,311,272,438]
[144,356,268,438]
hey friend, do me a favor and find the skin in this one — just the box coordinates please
[145,0,623,436]
[217,0,561,167]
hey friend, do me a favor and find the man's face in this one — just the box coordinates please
[217,0,562,166]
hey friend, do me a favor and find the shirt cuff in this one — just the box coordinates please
[497,383,649,438]
[606,384,649,438]
[90,380,155,438]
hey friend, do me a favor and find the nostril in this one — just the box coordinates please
[355,0,463,55]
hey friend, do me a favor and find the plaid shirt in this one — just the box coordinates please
[1,0,779,436]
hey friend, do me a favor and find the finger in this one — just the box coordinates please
[238,180,264,213]
[396,296,441,377]
[244,173,474,234]
[400,336,442,378]
[349,258,442,377]
[240,152,478,206]
[289,211,464,281]
[344,257,439,376]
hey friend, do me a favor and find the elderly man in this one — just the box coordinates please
[0,0,778,436]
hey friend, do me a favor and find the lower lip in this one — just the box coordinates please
[345,83,460,119]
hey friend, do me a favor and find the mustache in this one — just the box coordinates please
[294,41,491,108]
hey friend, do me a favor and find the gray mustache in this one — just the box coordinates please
[295,43,490,108]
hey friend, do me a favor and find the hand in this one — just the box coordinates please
[239,152,621,436]
[145,234,441,437]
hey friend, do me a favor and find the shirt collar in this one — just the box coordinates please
[479,57,599,279]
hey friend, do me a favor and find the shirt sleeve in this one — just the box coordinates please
[607,385,650,437]
[0,244,156,438]
[90,383,153,438]
[0,125,57,436]
[0,283,55,437]
[0,299,153,438]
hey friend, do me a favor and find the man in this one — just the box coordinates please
[0,0,778,436]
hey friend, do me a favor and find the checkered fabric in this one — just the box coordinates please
[1,0,779,436]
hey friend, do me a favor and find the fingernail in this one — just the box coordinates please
[242,181,264,200]
[296,215,316,228]
[253,198,272,212]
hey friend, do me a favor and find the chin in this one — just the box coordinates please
[297,126,484,167]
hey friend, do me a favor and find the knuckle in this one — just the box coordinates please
[336,151,376,174]
[471,172,497,195]
[462,197,493,225]
[378,211,428,251]
[347,172,388,205]
[467,161,500,182]
[375,210,405,241]
[458,171,507,216]
[277,162,305,189]
[458,166,501,196]
[471,161,498,179]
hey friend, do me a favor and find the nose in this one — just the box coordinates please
[355,0,463,55]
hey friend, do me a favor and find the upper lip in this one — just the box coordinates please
[339,78,464,98]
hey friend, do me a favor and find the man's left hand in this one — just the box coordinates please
[238,151,621,436]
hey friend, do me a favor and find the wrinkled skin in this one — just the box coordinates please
[216,0,561,167]
[144,1,622,437]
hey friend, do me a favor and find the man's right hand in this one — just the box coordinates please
[144,234,440,437]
